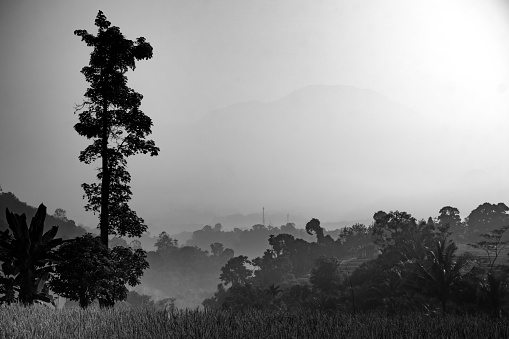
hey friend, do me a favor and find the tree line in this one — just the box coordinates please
[201,203,509,317]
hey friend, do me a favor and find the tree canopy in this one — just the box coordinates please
[74,10,158,246]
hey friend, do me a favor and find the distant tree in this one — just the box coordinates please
[310,256,343,295]
[53,208,68,221]
[155,232,178,252]
[280,222,296,233]
[372,210,435,260]
[210,242,224,256]
[109,236,128,248]
[130,239,142,250]
[466,203,509,242]
[469,225,509,271]
[219,256,252,286]
[0,204,63,305]
[338,223,375,258]
[268,234,314,277]
[306,218,333,244]
[252,249,292,287]
[221,248,235,260]
[269,233,296,257]
[74,10,158,247]
[437,206,463,241]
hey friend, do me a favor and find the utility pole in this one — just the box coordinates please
[263,207,265,226]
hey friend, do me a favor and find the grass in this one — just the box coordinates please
[1,304,509,339]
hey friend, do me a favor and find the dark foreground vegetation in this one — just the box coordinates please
[2,304,509,339]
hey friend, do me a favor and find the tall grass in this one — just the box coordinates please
[1,304,508,339]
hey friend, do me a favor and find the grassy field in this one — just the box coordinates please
[1,304,509,339]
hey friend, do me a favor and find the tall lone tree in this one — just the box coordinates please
[74,11,159,246]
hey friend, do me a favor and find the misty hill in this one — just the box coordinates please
[161,84,452,223]
[0,191,87,240]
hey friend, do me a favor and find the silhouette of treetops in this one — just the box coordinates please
[305,218,334,244]
[74,10,158,246]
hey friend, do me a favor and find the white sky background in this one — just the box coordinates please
[1,0,509,233]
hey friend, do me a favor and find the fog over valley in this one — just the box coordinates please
[128,84,508,234]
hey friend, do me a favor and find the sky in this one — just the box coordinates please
[1,0,509,234]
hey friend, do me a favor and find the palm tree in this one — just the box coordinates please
[0,204,63,305]
[413,239,471,313]
[478,271,509,317]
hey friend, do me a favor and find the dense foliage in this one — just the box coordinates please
[49,233,149,308]
[0,192,87,240]
[74,10,158,246]
[201,205,509,317]
[0,204,63,305]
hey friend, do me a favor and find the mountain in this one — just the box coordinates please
[0,191,87,240]
[154,84,456,223]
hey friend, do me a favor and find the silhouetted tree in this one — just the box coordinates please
[50,233,149,308]
[252,249,292,287]
[97,245,149,307]
[49,233,110,308]
[155,231,178,252]
[413,240,471,313]
[53,208,68,221]
[469,225,509,270]
[437,206,463,241]
[74,11,158,246]
[338,223,375,258]
[372,211,435,261]
[465,203,509,242]
[210,242,224,256]
[306,218,333,244]
[0,204,63,305]
[220,256,252,286]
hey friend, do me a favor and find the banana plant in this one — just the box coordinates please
[0,204,64,305]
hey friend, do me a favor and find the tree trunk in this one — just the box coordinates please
[100,99,110,247]
[18,262,34,305]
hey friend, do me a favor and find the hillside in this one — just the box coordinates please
[0,192,87,240]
